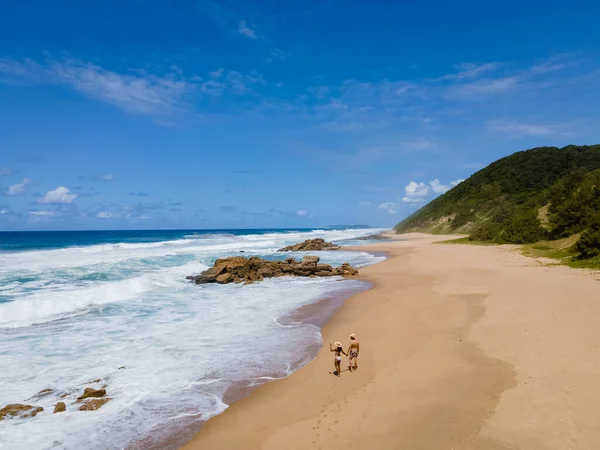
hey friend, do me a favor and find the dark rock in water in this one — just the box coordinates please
[118,366,126,370]
[189,255,358,285]
[278,238,340,252]
[77,388,106,401]
[79,398,111,411]
[239,250,245,253]
[53,402,66,413]
[0,404,44,420]
[35,388,54,397]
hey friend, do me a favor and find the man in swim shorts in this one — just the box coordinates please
[347,334,359,371]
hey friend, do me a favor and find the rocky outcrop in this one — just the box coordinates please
[2,379,115,420]
[77,388,106,401]
[189,256,358,285]
[53,402,66,413]
[79,398,111,411]
[278,238,340,252]
[0,404,44,420]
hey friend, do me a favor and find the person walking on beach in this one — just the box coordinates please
[347,334,359,372]
[329,341,347,376]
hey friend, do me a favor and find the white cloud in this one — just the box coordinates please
[29,211,54,216]
[402,197,426,204]
[430,179,451,194]
[200,68,265,96]
[0,56,265,121]
[487,120,567,137]
[7,178,30,196]
[97,211,113,218]
[399,179,463,204]
[307,86,330,98]
[378,202,398,214]
[296,210,308,216]
[401,137,435,151]
[39,186,77,204]
[270,49,287,61]
[448,76,519,98]
[442,62,501,81]
[126,214,152,221]
[98,173,115,181]
[402,181,429,203]
[238,21,257,39]
[0,209,8,214]
[0,168,13,176]
[0,57,192,116]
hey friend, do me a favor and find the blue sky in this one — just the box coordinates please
[1,0,599,230]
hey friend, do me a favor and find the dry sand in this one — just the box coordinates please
[181,233,600,450]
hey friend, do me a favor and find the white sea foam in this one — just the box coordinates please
[0,228,386,450]
[0,261,209,327]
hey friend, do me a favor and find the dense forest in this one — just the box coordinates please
[394,145,600,260]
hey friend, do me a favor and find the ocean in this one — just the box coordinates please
[0,228,386,449]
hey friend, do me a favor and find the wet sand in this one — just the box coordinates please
[181,233,600,449]
[129,283,371,450]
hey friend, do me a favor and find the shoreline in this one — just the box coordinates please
[179,232,600,449]
[128,264,375,450]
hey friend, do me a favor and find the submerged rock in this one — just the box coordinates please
[35,388,54,397]
[0,404,44,420]
[278,238,340,252]
[189,255,358,285]
[53,402,66,413]
[79,398,111,411]
[77,388,106,401]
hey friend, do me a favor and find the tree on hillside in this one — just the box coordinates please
[575,218,600,259]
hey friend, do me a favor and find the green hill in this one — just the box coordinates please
[394,145,600,259]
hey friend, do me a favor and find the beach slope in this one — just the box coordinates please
[182,233,600,449]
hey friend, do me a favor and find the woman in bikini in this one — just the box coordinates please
[347,334,359,371]
[329,341,347,376]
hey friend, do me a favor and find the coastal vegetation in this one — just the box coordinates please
[395,145,600,264]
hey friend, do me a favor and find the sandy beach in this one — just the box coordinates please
[181,233,600,450]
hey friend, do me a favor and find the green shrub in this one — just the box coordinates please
[470,222,502,241]
[451,209,475,229]
[575,221,600,259]
[498,209,546,244]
